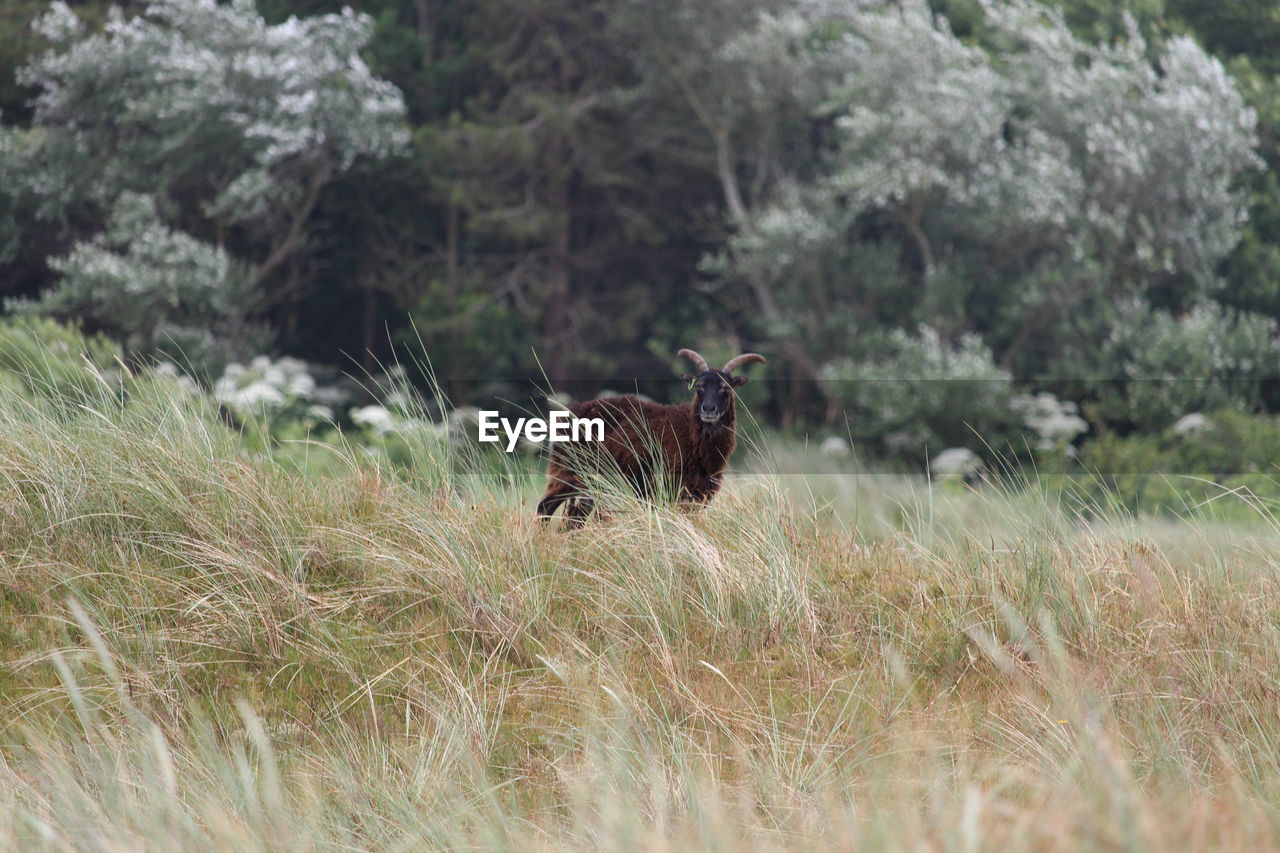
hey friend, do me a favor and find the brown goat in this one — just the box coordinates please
[535,349,766,526]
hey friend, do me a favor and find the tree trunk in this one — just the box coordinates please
[415,0,433,63]
[896,202,935,323]
[715,129,830,411]
[445,194,467,403]
[362,284,378,371]
[543,50,575,389]
[542,169,572,387]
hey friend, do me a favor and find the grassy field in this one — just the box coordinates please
[3,373,1280,849]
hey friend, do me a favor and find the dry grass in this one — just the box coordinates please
[2,372,1280,849]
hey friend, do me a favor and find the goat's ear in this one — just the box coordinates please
[680,372,696,385]
[730,375,750,388]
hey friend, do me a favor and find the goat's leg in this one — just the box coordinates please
[562,493,595,529]
[679,473,722,509]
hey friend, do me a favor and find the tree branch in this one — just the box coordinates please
[252,162,333,296]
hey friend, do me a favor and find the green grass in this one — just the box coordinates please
[4,370,1280,848]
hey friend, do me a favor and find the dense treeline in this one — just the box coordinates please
[2,0,1279,457]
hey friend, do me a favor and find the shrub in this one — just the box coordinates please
[9,194,271,379]
[1011,391,1088,457]
[822,326,1014,458]
[0,317,122,406]
[1072,409,1280,517]
[1090,302,1280,432]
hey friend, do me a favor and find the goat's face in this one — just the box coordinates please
[682,369,748,424]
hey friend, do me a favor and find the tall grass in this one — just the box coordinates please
[3,362,1280,848]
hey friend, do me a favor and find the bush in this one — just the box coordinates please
[9,193,272,379]
[1090,302,1280,432]
[1072,409,1280,517]
[0,317,122,406]
[1011,391,1089,457]
[821,326,1014,459]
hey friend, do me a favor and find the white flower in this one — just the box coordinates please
[34,2,83,43]
[285,371,316,397]
[382,389,412,410]
[277,357,310,375]
[1012,392,1088,451]
[447,406,482,435]
[212,354,340,416]
[350,404,395,435]
[397,419,449,440]
[819,436,851,458]
[228,380,286,412]
[153,361,199,394]
[930,447,982,478]
[1173,412,1209,434]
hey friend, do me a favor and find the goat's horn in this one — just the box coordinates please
[722,353,767,373]
[677,349,710,373]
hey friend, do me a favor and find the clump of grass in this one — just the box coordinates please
[4,354,1280,848]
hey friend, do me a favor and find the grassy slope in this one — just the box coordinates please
[3,377,1280,849]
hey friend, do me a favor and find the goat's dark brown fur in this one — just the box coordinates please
[536,349,765,526]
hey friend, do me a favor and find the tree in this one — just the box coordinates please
[9,0,407,371]
[10,193,269,377]
[706,0,1258,388]
[609,0,857,421]
[410,0,716,390]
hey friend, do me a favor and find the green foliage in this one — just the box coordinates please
[0,125,37,267]
[1090,302,1280,431]
[0,1,53,122]
[394,276,536,401]
[403,0,715,385]
[212,354,341,451]
[821,326,1015,456]
[0,0,1278,460]
[1074,409,1280,516]
[704,0,1260,418]
[0,316,121,405]
[10,194,270,378]
[1011,391,1089,457]
[20,0,407,225]
[206,353,501,484]
[7,0,407,373]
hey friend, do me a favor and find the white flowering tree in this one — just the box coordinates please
[12,193,269,377]
[977,1,1260,302]
[685,0,1261,438]
[749,0,1255,328]
[821,326,1014,454]
[821,3,1005,291]
[12,0,407,372]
